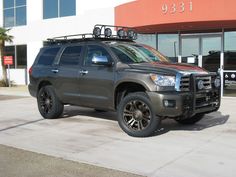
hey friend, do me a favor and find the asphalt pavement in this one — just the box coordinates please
[0,144,141,177]
[0,87,236,177]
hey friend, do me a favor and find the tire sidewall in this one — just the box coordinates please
[37,86,63,119]
[117,92,160,137]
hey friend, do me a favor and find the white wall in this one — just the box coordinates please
[7,69,27,85]
[0,0,132,84]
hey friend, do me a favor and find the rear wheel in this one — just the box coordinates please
[37,85,64,119]
[117,92,160,137]
[175,113,204,125]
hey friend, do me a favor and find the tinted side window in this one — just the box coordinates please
[37,47,60,66]
[84,45,112,66]
[59,46,82,66]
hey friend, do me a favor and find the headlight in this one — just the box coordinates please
[150,74,176,87]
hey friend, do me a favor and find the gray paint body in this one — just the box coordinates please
[28,40,220,118]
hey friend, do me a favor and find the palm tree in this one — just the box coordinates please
[0,27,13,82]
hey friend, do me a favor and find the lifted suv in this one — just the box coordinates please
[28,25,221,137]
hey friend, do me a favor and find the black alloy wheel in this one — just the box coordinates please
[118,92,160,137]
[123,100,151,131]
[37,86,64,119]
[39,89,53,115]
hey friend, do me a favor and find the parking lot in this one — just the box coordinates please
[0,92,236,177]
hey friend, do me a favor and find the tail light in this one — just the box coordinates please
[29,66,33,75]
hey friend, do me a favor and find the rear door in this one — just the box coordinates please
[53,45,84,104]
[78,43,115,109]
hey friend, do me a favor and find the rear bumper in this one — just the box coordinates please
[147,88,220,119]
[28,84,37,97]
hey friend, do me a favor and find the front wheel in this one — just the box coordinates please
[117,92,160,137]
[37,85,64,119]
[175,113,205,125]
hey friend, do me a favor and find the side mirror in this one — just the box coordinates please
[92,56,112,66]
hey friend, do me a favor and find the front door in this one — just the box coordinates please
[78,44,115,110]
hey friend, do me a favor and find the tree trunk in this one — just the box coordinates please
[0,41,7,82]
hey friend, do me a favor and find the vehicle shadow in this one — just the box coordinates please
[62,106,229,136]
[154,111,229,136]
[62,106,117,121]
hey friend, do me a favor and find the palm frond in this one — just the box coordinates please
[0,27,14,43]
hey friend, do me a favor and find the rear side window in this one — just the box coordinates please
[59,46,82,66]
[37,47,60,66]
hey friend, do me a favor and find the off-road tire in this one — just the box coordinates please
[117,92,160,137]
[37,85,64,119]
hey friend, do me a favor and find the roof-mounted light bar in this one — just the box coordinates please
[93,24,137,40]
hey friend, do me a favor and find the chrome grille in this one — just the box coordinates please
[180,76,190,91]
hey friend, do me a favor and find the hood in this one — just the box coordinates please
[128,62,209,75]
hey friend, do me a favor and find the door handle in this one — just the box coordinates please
[51,69,59,73]
[79,70,88,75]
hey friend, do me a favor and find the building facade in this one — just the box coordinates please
[1,0,236,97]
[0,0,132,85]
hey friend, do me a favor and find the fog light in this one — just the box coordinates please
[163,100,176,108]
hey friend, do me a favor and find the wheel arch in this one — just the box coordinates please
[37,80,52,95]
[114,81,148,109]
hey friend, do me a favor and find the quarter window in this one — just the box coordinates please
[37,47,60,66]
[43,0,76,19]
[3,0,27,27]
[59,46,82,66]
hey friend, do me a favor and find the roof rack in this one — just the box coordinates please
[46,24,137,45]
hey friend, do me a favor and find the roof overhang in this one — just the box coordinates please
[115,0,236,33]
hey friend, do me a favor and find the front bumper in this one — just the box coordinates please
[147,74,221,119]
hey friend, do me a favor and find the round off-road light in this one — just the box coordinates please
[197,80,204,90]
[127,30,137,39]
[104,28,112,38]
[214,78,221,88]
[117,29,127,38]
[93,27,101,37]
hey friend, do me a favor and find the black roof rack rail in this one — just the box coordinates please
[46,24,138,45]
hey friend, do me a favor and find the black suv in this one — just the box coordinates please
[28,25,221,137]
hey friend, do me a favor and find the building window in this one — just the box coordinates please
[136,34,157,49]
[4,45,27,69]
[224,31,236,70]
[43,0,76,19]
[223,31,236,97]
[158,34,179,62]
[3,0,27,27]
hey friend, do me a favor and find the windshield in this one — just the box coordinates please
[108,42,170,64]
